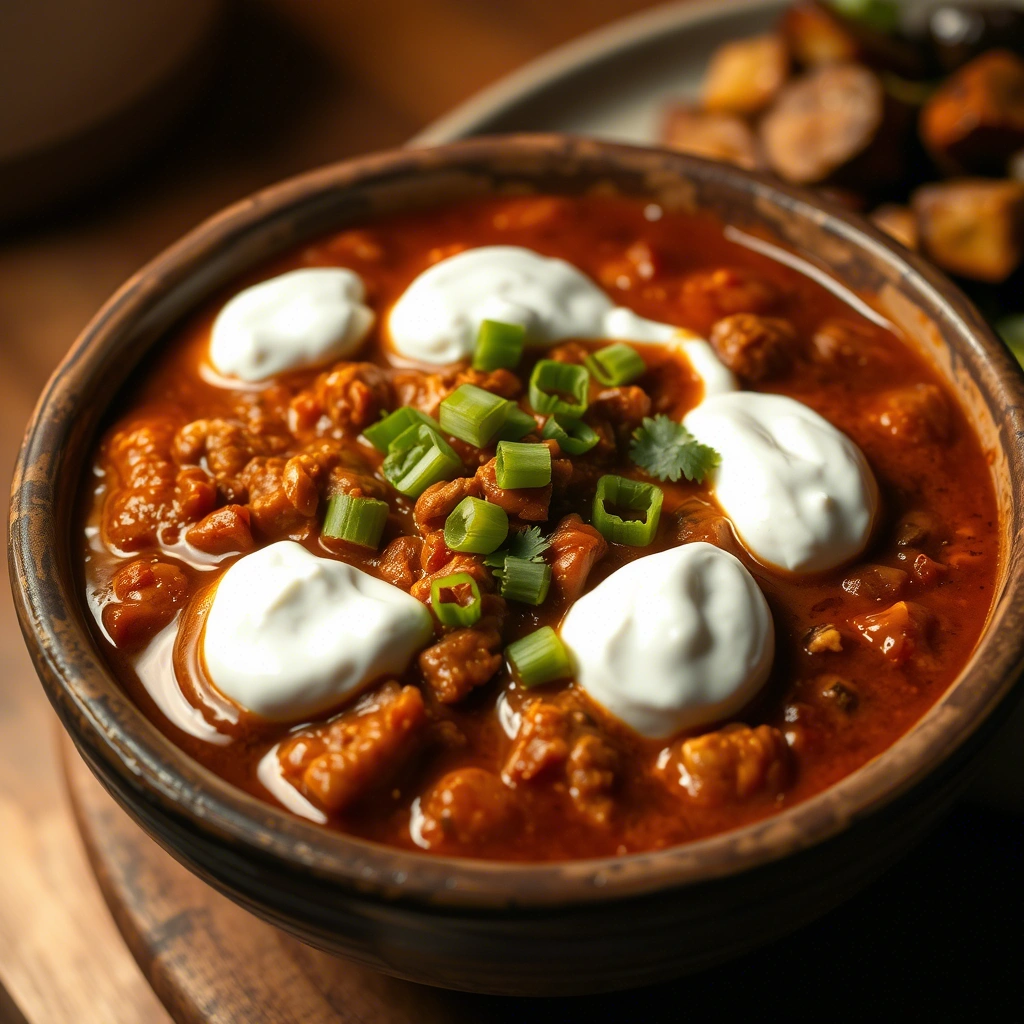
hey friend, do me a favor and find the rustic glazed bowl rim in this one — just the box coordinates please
[11,134,1024,910]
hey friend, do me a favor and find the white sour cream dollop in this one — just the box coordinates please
[560,543,774,739]
[203,541,432,722]
[209,268,375,382]
[684,392,878,574]
[387,246,737,396]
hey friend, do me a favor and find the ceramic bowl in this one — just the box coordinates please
[10,135,1024,996]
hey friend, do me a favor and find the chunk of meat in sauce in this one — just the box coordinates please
[413,475,483,534]
[663,724,791,807]
[679,267,781,333]
[872,383,951,444]
[709,313,799,382]
[377,536,423,591]
[241,457,317,538]
[851,600,932,664]
[278,683,427,814]
[394,367,520,418]
[547,514,608,604]
[841,564,908,602]
[503,694,619,825]
[102,560,188,650]
[590,386,651,432]
[476,458,551,522]
[418,623,503,704]
[417,768,516,848]
[186,504,254,555]
[299,360,391,432]
[173,418,266,502]
[174,467,217,522]
[410,553,494,603]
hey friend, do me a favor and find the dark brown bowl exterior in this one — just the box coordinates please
[10,136,1024,995]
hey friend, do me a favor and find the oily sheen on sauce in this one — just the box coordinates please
[81,196,998,861]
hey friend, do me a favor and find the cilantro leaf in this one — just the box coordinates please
[629,415,720,483]
[484,526,550,574]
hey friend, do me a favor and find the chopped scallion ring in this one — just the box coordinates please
[473,319,526,372]
[592,474,664,546]
[321,493,389,549]
[439,384,510,448]
[506,626,573,688]
[443,496,509,554]
[528,359,590,417]
[381,424,462,497]
[430,572,482,627]
[585,343,646,386]
[498,556,551,605]
[495,440,551,490]
[363,406,439,453]
[541,413,600,455]
[495,404,537,442]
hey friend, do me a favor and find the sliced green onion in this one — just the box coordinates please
[499,556,551,606]
[381,424,462,498]
[495,440,551,490]
[585,343,646,386]
[593,474,664,546]
[322,493,389,548]
[430,572,482,627]
[363,407,439,453]
[541,413,599,455]
[439,384,509,448]
[473,320,526,372]
[528,359,590,417]
[506,627,573,688]
[443,496,509,554]
[495,404,537,442]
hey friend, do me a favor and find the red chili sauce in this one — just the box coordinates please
[80,195,999,860]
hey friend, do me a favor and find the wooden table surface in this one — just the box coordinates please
[0,3,669,1021]
[1,2,1021,1021]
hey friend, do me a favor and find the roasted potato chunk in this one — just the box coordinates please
[662,105,763,170]
[912,178,1024,282]
[761,64,905,187]
[702,34,790,116]
[870,204,918,251]
[921,50,1024,175]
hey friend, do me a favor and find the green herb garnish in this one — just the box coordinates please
[483,526,550,571]
[629,415,720,484]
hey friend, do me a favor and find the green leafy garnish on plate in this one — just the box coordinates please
[484,526,550,574]
[629,415,721,484]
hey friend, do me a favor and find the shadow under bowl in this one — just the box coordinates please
[9,135,1024,996]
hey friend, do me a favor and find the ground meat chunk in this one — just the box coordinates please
[665,724,791,807]
[418,624,503,704]
[419,531,454,574]
[679,267,780,333]
[841,564,908,602]
[548,514,608,604]
[503,694,618,824]
[413,475,483,534]
[173,418,269,503]
[410,553,494,604]
[852,601,932,664]
[417,768,516,848]
[377,536,423,590]
[451,367,522,400]
[590,386,652,432]
[186,505,254,555]
[278,683,426,814]
[872,383,951,444]
[103,486,177,551]
[109,419,179,488]
[174,467,217,522]
[709,314,799,382]
[393,367,520,419]
[476,458,551,522]
[241,457,319,538]
[308,363,392,433]
[102,559,188,650]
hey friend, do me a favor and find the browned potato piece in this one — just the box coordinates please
[761,64,903,186]
[780,0,924,77]
[912,178,1024,282]
[870,204,918,250]
[921,50,1024,175]
[702,34,790,116]
[662,104,763,170]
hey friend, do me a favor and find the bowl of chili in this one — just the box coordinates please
[10,134,1024,994]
